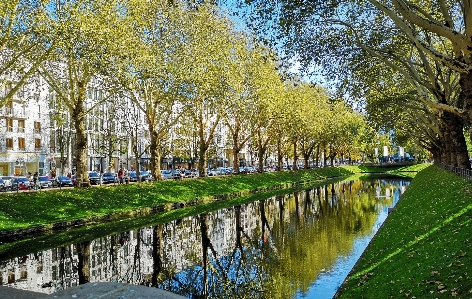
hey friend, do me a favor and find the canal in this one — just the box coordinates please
[0,176,410,298]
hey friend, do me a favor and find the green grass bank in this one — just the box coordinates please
[335,165,472,298]
[0,164,426,234]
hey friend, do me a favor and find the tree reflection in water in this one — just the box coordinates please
[0,178,409,299]
[149,178,408,298]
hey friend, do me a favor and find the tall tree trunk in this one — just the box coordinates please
[232,150,240,173]
[459,70,472,168]
[151,225,163,287]
[259,200,269,247]
[322,142,327,167]
[149,129,161,181]
[292,141,298,170]
[444,111,469,168]
[77,241,91,284]
[303,152,310,169]
[257,144,266,173]
[438,116,449,165]
[232,133,241,174]
[198,142,208,176]
[235,206,242,249]
[73,84,89,187]
[200,214,210,298]
[277,137,283,171]
[197,123,208,176]
[440,109,469,168]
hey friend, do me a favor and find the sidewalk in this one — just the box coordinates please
[0,282,187,299]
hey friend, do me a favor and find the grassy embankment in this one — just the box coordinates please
[0,164,426,233]
[335,164,472,298]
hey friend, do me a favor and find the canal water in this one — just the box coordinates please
[0,177,410,298]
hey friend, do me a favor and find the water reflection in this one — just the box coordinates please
[0,178,410,298]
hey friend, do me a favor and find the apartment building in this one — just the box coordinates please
[1,74,250,177]
[0,79,50,176]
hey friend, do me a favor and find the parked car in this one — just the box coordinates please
[160,170,173,180]
[101,172,117,184]
[0,178,6,192]
[172,169,185,180]
[182,169,198,178]
[139,171,153,182]
[207,169,219,176]
[129,171,153,182]
[55,176,74,187]
[0,176,13,190]
[12,176,32,190]
[38,176,53,188]
[128,171,138,182]
[87,172,101,185]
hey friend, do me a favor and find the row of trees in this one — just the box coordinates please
[2,0,390,185]
[235,0,472,168]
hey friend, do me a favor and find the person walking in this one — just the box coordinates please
[118,168,124,184]
[33,172,39,190]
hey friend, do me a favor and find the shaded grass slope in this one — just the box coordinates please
[335,165,472,298]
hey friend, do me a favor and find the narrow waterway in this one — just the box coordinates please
[0,177,410,298]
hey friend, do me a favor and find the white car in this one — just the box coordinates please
[38,176,53,188]
[0,176,14,190]
[160,170,173,180]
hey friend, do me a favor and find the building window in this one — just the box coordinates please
[34,121,41,133]
[5,101,13,114]
[18,120,25,133]
[6,138,13,149]
[21,269,27,279]
[8,271,15,284]
[35,139,41,149]
[37,263,43,274]
[18,137,26,149]
[6,119,13,132]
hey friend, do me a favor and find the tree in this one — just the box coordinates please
[223,40,283,173]
[106,0,189,181]
[283,83,329,169]
[0,0,51,108]
[88,98,127,173]
[235,0,472,167]
[248,60,286,173]
[38,0,128,186]
[181,4,244,176]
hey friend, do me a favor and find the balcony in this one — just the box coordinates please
[0,107,27,119]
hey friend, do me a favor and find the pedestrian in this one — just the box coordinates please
[118,168,124,184]
[33,172,39,190]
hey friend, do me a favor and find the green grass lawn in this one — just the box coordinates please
[0,167,349,231]
[0,164,425,232]
[0,174,353,259]
[335,164,472,298]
